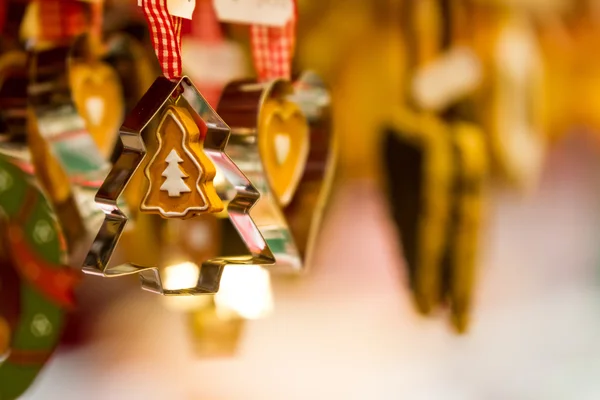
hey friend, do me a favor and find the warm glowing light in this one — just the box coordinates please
[161,262,274,319]
[163,262,199,290]
[162,262,211,311]
[215,266,274,320]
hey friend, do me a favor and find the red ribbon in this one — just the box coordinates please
[141,0,183,80]
[250,0,297,81]
[8,348,53,366]
[7,224,80,309]
[38,0,87,42]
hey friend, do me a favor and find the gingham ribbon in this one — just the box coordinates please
[38,0,87,42]
[249,0,297,81]
[141,0,183,80]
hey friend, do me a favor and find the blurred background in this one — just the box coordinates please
[2,0,600,398]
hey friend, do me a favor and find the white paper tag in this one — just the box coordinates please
[181,39,248,83]
[167,0,196,19]
[213,0,293,27]
[411,46,483,112]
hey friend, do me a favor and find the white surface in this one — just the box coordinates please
[274,133,291,165]
[26,136,600,399]
[84,97,105,127]
[213,0,294,27]
[161,149,191,197]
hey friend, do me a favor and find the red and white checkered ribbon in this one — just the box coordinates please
[141,0,183,80]
[250,1,297,81]
[38,0,87,42]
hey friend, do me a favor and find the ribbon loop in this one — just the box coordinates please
[38,0,87,43]
[250,0,297,81]
[141,0,183,80]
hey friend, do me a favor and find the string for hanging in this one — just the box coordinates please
[140,0,183,80]
[38,0,87,43]
[249,0,297,81]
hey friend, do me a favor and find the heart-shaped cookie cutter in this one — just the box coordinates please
[217,71,336,274]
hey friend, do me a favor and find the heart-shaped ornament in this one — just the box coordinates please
[218,73,336,276]
[259,98,309,206]
[70,61,124,159]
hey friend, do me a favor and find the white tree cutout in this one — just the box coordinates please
[160,149,192,197]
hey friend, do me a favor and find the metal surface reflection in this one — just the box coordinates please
[83,76,275,295]
[217,71,336,274]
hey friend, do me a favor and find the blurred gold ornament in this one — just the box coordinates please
[188,300,245,357]
[70,60,124,160]
[384,111,454,314]
[259,98,309,206]
[383,0,488,332]
[445,122,488,333]
[384,112,488,332]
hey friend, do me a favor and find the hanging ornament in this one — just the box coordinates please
[0,153,80,400]
[217,0,336,274]
[383,0,488,332]
[218,80,307,272]
[83,0,274,295]
[69,2,126,161]
[383,112,454,315]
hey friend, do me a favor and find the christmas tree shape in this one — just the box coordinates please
[141,105,224,218]
[160,149,191,197]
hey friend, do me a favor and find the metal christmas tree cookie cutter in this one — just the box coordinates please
[83,76,275,295]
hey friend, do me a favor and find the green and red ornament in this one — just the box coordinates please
[0,154,80,400]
